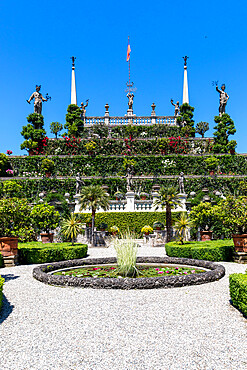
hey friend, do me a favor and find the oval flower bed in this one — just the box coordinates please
[33,256,225,290]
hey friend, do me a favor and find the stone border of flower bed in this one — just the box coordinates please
[33,257,225,290]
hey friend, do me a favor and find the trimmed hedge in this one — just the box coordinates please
[165,240,234,262]
[0,254,4,268]
[229,273,247,316]
[0,276,4,311]
[78,211,180,236]
[18,242,88,264]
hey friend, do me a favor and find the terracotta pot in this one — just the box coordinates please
[141,196,147,200]
[112,231,118,236]
[144,232,150,236]
[232,234,247,252]
[154,227,161,230]
[200,231,213,241]
[0,237,18,257]
[40,233,54,243]
[45,172,51,178]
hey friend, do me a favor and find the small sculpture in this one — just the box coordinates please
[171,99,180,116]
[80,99,89,118]
[27,85,49,114]
[75,172,83,194]
[178,172,185,194]
[126,166,134,192]
[216,84,229,116]
[127,92,134,110]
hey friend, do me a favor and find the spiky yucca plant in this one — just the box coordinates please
[60,213,82,245]
[174,212,193,244]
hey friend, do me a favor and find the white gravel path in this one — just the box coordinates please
[0,245,247,370]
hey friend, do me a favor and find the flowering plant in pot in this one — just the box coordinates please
[97,222,108,231]
[109,225,120,236]
[31,203,60,243]
[219,196,247,252]
[140,192,148,200]
[141,225,153,236]
[114,191,124,201]
[153,221,164,231]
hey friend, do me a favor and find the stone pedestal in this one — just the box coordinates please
[233,251,247,264]
[127,109,133,117]
[74,194,81,213]
[3,255,18,267]
[176,193,188,212]
[126,191,135,212]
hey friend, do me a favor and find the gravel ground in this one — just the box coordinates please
[0,245,247,370]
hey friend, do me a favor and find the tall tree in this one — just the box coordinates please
[195,121,209,138]
[50,122,63,138]
[20,113,46,153]
[64,104,84,137]
[176,103,195,137]
[154,186,182,242]
[213,113,236,153]
[79,185,110,246]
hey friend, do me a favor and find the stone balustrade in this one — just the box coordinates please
[74,192,187,213]
[85,116,177,126]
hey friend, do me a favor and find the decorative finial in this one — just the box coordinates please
[183,56,189,66]
[71,56,76,68]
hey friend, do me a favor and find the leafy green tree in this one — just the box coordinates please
[153,186,182,242]
[213,114,236,153]
[60,213,82,245]
[31,203,60,234]
[79,185,110,246]
[20,113,46,152]
[50,122,63,138]
[64,104,84,137]
[190,202,219,231]
[0,198,35,241]
[195,121,209,138]
[218,196,247,234]
[176,103,195,137]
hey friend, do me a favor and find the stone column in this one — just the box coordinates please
[182,65,189,104]
[126,191,135,212]
[104,103,109,125]
[151,103,156,125]
[177,193,188,212]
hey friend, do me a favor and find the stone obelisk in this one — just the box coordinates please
[182,56,189,104]
[71,56,77,105]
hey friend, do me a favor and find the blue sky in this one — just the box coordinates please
[0,0,246,154]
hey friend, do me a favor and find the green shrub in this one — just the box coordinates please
[18,242,88,264]
[229,273,247,316]
[0,276,4,311]
[0,254,3,268]
[165,240,234,261]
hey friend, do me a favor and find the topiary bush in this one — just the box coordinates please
[229,273,247,317]
[18,242,88,264]
[165,240,234,261]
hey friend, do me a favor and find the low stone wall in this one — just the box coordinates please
[33,257,225,290]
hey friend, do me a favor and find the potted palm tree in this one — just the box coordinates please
[153,186,182,242]
[79,185,110,246]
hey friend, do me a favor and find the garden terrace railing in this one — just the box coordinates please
[85,116,177,126]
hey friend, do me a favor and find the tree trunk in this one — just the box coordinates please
[91,209,96,246]
[166,204,172,242]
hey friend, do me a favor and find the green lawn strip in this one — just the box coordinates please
[165,240,234,261]
[18,242,88,264]
[229,273,247,316]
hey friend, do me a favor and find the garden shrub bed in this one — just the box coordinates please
[18,242,88,264]
[0,276,4,311]
[229,273,247,316]
[1,176,246,202]
[165,240,234,262]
